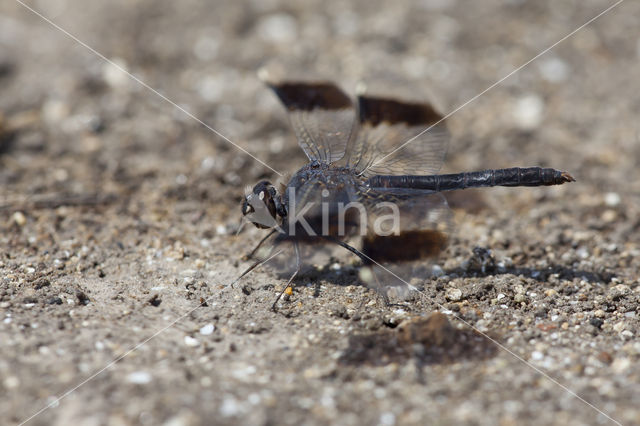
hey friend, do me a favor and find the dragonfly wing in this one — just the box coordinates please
[345,93,449,177]
[355,186,453,299]
[356,186,453,263]
[267,80,356,164]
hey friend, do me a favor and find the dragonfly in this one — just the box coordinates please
[239,78,574,310]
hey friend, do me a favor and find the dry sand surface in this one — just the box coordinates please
[1,0,639,425]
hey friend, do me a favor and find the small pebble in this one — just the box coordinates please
[531,351,544,361]
[621,330,634,340]
[126,371,152,384]
[431,264,444,277]
[219,396,242,417]
[538,57,569,82]
[256,13,298,43]
[3,376,20,389]
[379,412,396,426]
[445,287,462,302]
[513,94,544,131]
[604,192,621,207]
[613,322,626,333]
[199,323,215,335]
[601,210,617,223]
[590,318,604,329]
[611,357,631,374]
[576,248,589,259]
[11,211,27,227]
[597,351,613,364]
[103,58,130,88]
[184,336,200,347]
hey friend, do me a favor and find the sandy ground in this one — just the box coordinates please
[1,0,639,425]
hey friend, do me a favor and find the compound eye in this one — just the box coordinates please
[241,199,255,216]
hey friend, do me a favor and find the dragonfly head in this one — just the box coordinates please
[241,181,282,229]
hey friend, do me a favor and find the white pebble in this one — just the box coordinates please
[201,156,216,171]
[604,192,621,207]
[126,371,152,384]
[256,13,298,43]
[184,336,200,347]
[329,262,342,271]
[248,393,261,405]
[197,76,225,102]
[103,57,130,88]
[613,321,626,333]
[531,351,544,361]
[219,396,242,417]
[379,412,396,426]
[199,323,215,335]
[576,248,589,259]
[513,95,544,131]
[4,376,20,389]
[538,57,569,83]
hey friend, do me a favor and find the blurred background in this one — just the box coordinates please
[1,1,639,425]
[2,0,638,212]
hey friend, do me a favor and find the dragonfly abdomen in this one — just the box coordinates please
[368,167,575,192]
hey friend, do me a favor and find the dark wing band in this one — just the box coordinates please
[345,94,450,177]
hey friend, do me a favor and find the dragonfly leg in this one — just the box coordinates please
[367,266,414,308]
[271,242,300,312]
[243,229,277,260]
[230,244,281,289]
[321,236,370,264]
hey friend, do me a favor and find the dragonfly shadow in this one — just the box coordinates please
[445,247,615,285]
[271,265,360,291]
[339,313,498,368]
